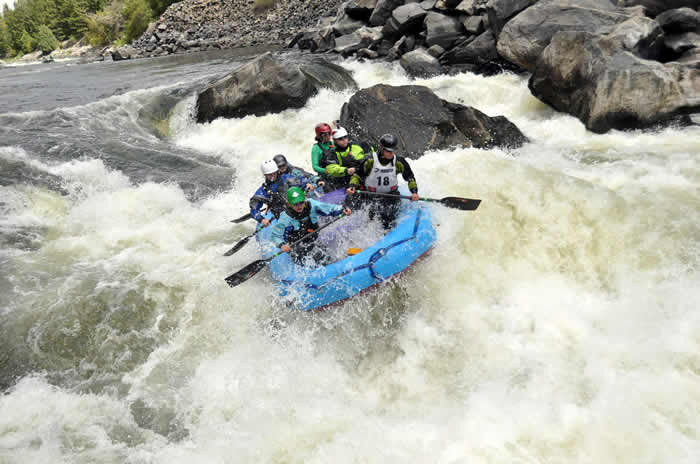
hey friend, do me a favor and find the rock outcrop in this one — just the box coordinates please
[529,23,700,133]
[339,84,528,158]
[195,52,357,123]
[130,0,346,59]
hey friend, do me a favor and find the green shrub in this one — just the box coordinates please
[84,2,123,46]
[121,0,151,43]
[0,18,9,58]
[35,24,59,53]
[20,29,35,53]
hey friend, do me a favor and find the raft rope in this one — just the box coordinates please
[281,208,424,289]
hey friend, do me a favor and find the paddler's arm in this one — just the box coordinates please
[311,145,326,176]
[396,156,419,200]
[348,158,373,191]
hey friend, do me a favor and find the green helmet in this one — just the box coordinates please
[287,186,306,205]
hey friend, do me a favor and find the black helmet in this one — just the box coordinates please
[379,133,398,152]
[273,154,288,167]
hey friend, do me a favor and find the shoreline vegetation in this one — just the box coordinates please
[0,0,285,64]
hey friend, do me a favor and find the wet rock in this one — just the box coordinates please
[195,52,357,123]
[400,48,443,77]
[334,26,384,55]
[656,8,700,34]
[424,12,464,49]
[497,0,642,72]
[339,84,527,158]
[391,3,428,36]
[484,0,532,37]
[111,45,140,61]
[441,30,497,66]
[369,0,404,27]
[617,0,699,17]
[529,29,700,133]
[346,0,378,21]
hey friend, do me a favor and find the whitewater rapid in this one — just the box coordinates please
[1,55,699,463]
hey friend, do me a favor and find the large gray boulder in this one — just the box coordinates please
[497,0,642,72]
[617,0,699,17]
[400,48,443,77]
[196,53,357,123]
[346,0,379,21]
[656,8,700,34]
[339,84,528,158]
[391,3,428,36]
[334,26,384,55]
[424,11,465,48]
[484,0,534,37]
[529,28,700,133]
[369,0,405,26]
[441,30,498,65]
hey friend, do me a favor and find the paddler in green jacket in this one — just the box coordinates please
[322,126,370,191]
[311,122,335,178]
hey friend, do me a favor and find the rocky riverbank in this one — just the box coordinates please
[119,0,346,60]
[101,0,700,134]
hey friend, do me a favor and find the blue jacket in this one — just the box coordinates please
[286,164,322,187]
[270,199,343,247]
[249,172,313,223]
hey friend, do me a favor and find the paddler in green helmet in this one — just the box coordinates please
[270,187,351,265]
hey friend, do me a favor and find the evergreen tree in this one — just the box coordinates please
[35,23,59,53]
[51,0,86,40]
[122,0,150,43]
[20,28,34,53]
[0,17,10,57]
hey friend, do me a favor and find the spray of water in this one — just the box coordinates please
[1,58,699,463]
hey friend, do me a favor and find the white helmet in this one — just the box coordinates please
[261,159,278,175]
[332,127,348,139]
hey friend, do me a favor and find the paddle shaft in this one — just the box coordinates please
[224,212,347,287]
[357,190,480,211]
[264,212,346,262]
[230,213,252,223]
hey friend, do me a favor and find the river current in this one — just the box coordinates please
[1,48,699,463]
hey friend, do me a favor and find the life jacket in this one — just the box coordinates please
[314,142,336,169]
[251,177,286,218]
[328,140,367,169]
[284,202,319,243]
[364,150,399,193]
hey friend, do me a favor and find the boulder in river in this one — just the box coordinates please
[339,84,528,158]
[196,52,357,123]
[529,26,700,133]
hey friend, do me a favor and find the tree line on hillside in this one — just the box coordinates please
[0,0,179,58]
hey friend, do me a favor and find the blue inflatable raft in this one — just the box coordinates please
[256,189,437,310]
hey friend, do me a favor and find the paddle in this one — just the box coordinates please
[224,212,348,288]
[223,228,261,256]
[230,213,252,224]
[357,190,481,211]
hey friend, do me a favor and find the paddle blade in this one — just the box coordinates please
[223,235,251,256]
[224,259,268,287]
[230,213,252,224]
[347,247,363,255]
[439,197,481,211]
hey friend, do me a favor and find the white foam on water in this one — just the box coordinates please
[1,58,699,463]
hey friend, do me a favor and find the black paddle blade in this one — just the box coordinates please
[230,213,252,224]
[224,259,268,287]
[223,235,251,256]
[439,197,481,211]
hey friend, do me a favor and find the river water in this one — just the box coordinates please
[1,48,699,463]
